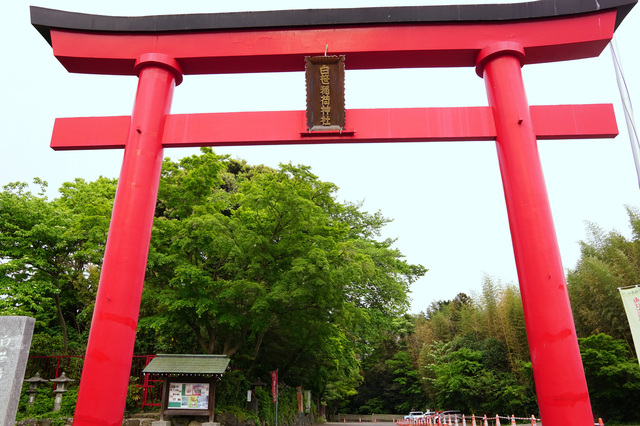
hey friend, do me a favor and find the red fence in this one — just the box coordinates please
[26,355,164,409]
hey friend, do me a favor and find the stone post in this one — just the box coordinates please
[0,316,36,426]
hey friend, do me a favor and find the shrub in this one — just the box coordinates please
[16,382,77,425]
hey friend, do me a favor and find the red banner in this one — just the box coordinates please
[296,386,303,413]
[271,371,278,403]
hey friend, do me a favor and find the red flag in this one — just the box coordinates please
[297,386,303,413]
[271,371,278,403]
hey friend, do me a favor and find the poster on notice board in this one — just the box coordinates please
[168,382,209,409]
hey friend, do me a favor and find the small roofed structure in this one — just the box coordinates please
[143,354,230,425]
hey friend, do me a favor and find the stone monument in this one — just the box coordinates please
[0,316,36,426]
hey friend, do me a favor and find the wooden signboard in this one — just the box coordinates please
[305,56,346,131]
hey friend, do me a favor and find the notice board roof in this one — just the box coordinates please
[143,354,230,376]
[31,0,637,45]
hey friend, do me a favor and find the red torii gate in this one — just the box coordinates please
[30,1,635,425]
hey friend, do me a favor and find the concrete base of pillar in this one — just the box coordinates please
[151,421,171,426]
[203,423,221,426]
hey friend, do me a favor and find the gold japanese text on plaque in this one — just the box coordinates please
[305,56,345,131]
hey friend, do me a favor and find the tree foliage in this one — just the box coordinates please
[0,177,115,353]
[395,209,640,422]
[579,333,640,422]
[2,151,426,413]
[7,153,640,423]
[137,149,425,403]
[343,315,428,415]
[413,283,535,416]
[567,207,640,351]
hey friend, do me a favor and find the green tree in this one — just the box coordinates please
[2,151,426,412]
[139,149,425,404]
[386,350,427,413]
[416,280,536,415]
[0,178,115,352]
[427,342,485,412]
[425,338,535,415]
[346,315,430,414]
[579,333,640,422]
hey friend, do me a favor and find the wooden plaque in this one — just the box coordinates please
[305,56,345,131]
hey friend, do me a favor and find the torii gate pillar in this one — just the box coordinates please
[477,42,592,422]
[72,53,182,423]
[30,1,636,425]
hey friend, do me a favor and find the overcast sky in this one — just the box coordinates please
[1,0,639,314]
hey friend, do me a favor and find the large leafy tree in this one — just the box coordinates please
[0,177,115,352]
[2,151,424,409]
[139,149,425,401]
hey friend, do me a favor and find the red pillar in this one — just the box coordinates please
[73,53,182,426]
[476,43,592,426]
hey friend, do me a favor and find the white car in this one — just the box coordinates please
[404,412,424,420]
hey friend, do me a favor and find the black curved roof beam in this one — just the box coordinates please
[31,0,637,46]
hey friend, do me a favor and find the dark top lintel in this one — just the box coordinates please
[31,0,637,46]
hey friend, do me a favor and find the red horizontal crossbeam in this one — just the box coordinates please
[50,104,617,151]
[49,10,617,76]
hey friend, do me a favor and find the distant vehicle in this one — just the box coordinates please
[404,412,424,420]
